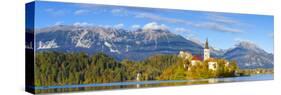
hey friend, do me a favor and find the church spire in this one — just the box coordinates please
[205,38,209,49]
[204,38,210,61]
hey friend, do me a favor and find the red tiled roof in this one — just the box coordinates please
[192,55,203,61]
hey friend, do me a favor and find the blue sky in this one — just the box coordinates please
[33,1,274,53]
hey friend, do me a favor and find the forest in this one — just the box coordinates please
[35,52,238,86]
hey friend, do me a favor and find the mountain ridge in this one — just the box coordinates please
[35,25,273,69]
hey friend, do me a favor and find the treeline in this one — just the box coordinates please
[238,68,273,75]
[35,52,178,86]
[35,52,238,86]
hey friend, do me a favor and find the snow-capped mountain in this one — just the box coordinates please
[38,39,59,49]
[223,41,273,69]
[35,25,203,61]
[35,25,273,69]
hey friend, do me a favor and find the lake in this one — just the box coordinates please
[33,74,273,93]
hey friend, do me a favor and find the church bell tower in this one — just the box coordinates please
[204,38,210,61]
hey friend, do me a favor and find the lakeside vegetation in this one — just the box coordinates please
[237,68,273,76]
[159,58,239,80]
[34,52,242,87]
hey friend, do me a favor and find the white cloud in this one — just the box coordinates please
[113,23,124,29]
[136,12,191,25]
[135,12,241,33]
[131,24,141,29]
[74,9,90,15]
[233,38,260,50]
[73,7,244,33]
[45,8,66,17]
[53,21,63,26]
[97,25,111,28]
[207,13,239,25]
[111,8,128,16]
[111,9,123,13]
[173,28,195,41]
[45,8,54,12]
[234,38,256,45]
[142,22,169,31]
[174,28,190,33]
[194,22,242,33]
[73,22,93,26]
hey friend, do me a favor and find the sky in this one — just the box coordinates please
[32,1,274,53]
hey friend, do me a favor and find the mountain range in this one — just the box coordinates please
[34,25,273,69]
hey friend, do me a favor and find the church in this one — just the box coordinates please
[178,38,218,70]
[204,38,210,61]
[203,38,218,70]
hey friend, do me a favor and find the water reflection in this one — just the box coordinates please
[34,74,273,93]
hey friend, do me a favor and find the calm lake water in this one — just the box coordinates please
[34,74,273,93]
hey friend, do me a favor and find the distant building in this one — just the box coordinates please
[208,61,218,70]
[225,61,230,67]
[136,72,141,81]
[178,51,192,68]
[178,51,192,60]
[136,72,141,88]
[191,55,202,66]
[204,38,210,61]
